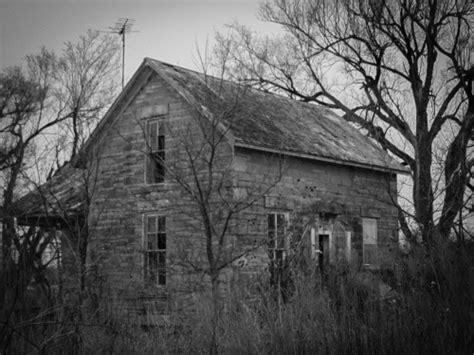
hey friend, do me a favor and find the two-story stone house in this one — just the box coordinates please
[15,58,406,315]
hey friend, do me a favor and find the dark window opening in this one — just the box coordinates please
[146,120,165,184]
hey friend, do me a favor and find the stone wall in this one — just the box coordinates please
[85,71,400,318]
[229,147,399,278]
[87,72,235,317]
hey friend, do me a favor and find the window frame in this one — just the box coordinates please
[267,212,290,264]
[143,214,167,286]
[145,117,166,185]
[362,217,378,267]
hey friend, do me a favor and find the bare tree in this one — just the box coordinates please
[1,30,119,264]
[55,30,120,161]
[135,68,283,353]
[0,32,119,351]
[215,0,473,243]
[1,52,58,271]
[0,31,119,353]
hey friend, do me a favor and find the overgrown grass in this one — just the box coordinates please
[2,239,473,353]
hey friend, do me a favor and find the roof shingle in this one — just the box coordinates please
[146,58,405,173]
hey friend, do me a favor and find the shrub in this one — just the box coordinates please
[2,237,472,353]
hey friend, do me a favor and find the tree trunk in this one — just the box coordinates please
[437,104,474,238]
[210,275,219,355]
[413,139,434,242]
[1,143,24,270]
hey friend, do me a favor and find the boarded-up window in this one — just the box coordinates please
[362,218,377,266]
[146,120,165,184]
[145,215,166,285]
[345,232,352,261]
[268,213,289,263]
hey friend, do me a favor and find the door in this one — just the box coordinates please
[319,234,329,274]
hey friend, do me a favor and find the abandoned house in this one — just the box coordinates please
[14,58,406,315]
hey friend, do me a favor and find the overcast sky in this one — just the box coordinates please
[0,0,278,82]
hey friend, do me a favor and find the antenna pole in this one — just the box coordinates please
[122,22,126,89]
[109,18,135,89]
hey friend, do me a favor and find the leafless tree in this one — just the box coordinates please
[136,67,283,353]
[1,30,119,266]
[55,30,120,161]
[174,91,280,283]
[0,31,119,351]
[215,0,473,243]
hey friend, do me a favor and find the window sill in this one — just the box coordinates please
[363,264,380,272]
[145,181,167,186]
[142,283,167,292]
[141,181,169,190]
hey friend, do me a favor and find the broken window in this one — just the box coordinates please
[268,212,289,264]
[145,215,166,285]
[362,218,378,266]
[146,119,165,184]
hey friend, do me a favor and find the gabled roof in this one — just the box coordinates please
[147,58,405,173]
[78,58,405,173]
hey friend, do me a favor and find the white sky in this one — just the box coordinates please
[0,0,279,81]
[0,0,419,226]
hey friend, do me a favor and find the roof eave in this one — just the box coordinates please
[71,59,153,168]
[235,142,410,175]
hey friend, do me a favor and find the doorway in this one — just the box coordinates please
[319,234,330,275]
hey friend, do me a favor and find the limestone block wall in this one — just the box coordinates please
[230,147,399,278]
[83,70,400,316]
[86,72,235,315]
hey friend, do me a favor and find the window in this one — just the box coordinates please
[345,231,352,261]
[362,218,377,266]
[146,120,165,184]
[268,213,289,264]
[145,215,166,285]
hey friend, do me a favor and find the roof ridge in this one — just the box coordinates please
[144,57,239,88]
[144,58,304,103]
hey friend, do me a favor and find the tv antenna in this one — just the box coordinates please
[109,18,137,89]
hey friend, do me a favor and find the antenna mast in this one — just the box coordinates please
[109,18,136,89]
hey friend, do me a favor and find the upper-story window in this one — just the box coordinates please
[146,119,165,184]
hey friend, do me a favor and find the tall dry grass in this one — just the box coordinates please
[1,238,472,353]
